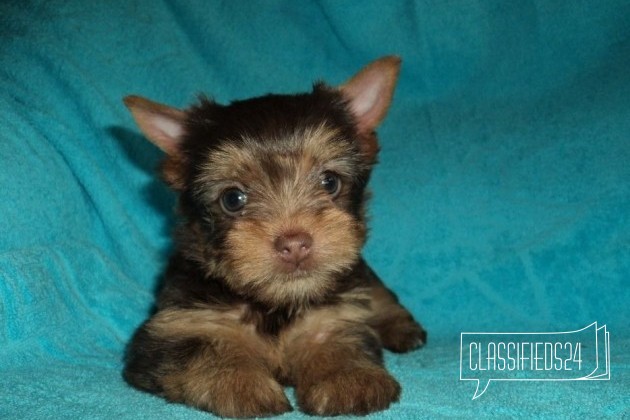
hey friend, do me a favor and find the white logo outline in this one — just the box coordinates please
[459,322,610,399]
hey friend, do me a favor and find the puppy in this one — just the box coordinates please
[123,56,426,417]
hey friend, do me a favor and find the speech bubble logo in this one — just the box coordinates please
[460,322,610,399]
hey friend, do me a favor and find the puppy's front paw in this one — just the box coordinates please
[298,366,400,416]
[180,368,291,418]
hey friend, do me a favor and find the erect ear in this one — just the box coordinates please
[123,95,188,189]
[123,95,186,155]
[339,56,401,136]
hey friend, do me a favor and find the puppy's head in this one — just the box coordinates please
[124,56,400,309]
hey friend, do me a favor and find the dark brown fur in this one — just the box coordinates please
[123,56,426,417]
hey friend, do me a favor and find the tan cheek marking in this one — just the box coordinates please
[226,209,361,277]
[310,209,364,264]
[219,207,363,308]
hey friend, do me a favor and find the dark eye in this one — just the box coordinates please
[220,188,247,215]
[320,171,341,198]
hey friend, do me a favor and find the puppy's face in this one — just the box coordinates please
[125,57,401,309]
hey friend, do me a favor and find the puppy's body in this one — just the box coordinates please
[123,57,426,417]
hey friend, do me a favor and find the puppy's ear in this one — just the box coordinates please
[339,56,401,161]
[123,95,188,189]
[123,95,186,155]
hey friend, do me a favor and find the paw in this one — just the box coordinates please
[175,368,292,418]
[298,366,401,415]
[381,318,427,353]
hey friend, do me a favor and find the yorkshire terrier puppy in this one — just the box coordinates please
[123,56,426,417]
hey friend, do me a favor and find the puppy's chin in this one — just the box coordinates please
[221,246,361,309]
[219,209,364,309]
[227,269,342,310]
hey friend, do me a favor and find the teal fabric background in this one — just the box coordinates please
[1,0,628,417]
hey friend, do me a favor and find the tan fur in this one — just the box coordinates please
[160,155,187,190]
[195,124,357,193]
[368,282,427,352]
[162,363,290,417]
[221,208,363,308]
[281,300,401,416]
[143,288,410,416]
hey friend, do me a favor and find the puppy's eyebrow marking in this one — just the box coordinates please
[197,142,261,183]
[193,123,358,205]
[284,124,353,174]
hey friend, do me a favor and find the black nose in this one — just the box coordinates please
[274,232,313,266]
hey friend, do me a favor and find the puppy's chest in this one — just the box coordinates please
[242,291,373,342]
[242,305,300,336]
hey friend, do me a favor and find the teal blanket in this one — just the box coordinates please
[1,1,628,417]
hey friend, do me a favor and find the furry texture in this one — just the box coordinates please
[123,58,426,417]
